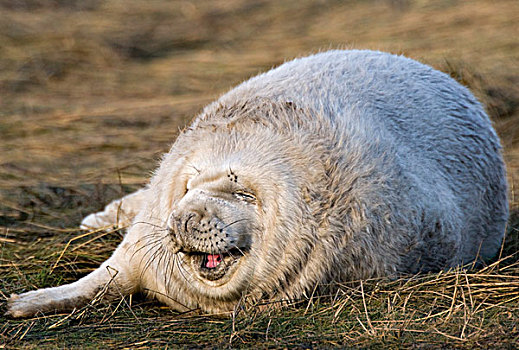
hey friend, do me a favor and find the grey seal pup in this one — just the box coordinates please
[7,50,508,318]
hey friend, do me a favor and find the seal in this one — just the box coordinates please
[6,50,509,318]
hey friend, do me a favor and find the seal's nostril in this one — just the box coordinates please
[184,213,192,232]
[181,212,202,234]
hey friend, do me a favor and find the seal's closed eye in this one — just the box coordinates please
[233,191,256,203]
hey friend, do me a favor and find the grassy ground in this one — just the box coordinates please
[1,0,518,348]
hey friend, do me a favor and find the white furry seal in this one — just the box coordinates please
[7,50,508,318]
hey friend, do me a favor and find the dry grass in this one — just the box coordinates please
[1,0,518,348]
[1,207,518,348]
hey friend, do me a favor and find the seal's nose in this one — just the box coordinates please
[168,210,202,236]
[180,212,201,234]
[167,210,200,253]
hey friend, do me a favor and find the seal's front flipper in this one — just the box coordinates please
[81,188,149,230]
[6,244,139,318]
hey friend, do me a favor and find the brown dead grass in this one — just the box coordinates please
[1,0,518,348]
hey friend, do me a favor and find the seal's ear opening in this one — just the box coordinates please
[302,186,312,205]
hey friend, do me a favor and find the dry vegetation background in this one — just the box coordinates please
[0,0,518,348]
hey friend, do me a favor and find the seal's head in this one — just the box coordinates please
[150,100,331,310]
[166,166,260,285]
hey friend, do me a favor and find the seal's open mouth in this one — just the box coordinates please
[189,249,242,281]
[204,254,223,268]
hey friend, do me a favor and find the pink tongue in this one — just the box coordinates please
[206,254,222,268]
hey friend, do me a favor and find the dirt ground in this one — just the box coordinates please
[1,0,518,348]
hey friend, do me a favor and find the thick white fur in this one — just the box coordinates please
[6,50,508,318]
